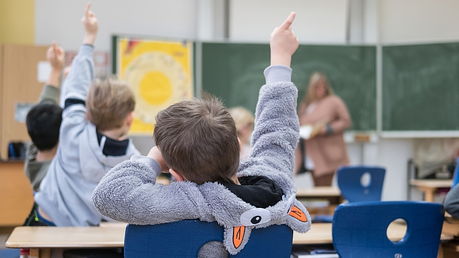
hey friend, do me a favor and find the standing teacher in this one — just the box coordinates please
[295,72,351,186]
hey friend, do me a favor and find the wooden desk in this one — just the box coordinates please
[296,187,341,198]
[293,222,454,244]
[410,179,452,202]
[5,226,125,258]
[9,222,450,258]
[296,187,342,215]
[0,160,34,226]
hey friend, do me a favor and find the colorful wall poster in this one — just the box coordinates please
[117,37,194,134]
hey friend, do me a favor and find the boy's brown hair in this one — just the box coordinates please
[86,78,135,131]
[154,96,240,185]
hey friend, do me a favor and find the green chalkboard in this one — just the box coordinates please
[382,43,459,131]
[201,43,377,131]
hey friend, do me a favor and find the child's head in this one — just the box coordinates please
[154,96,240,185]
[86,78,135,132]
[228,106,254,145]
[26,102,63,151]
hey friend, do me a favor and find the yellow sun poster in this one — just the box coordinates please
[117,37,194,134]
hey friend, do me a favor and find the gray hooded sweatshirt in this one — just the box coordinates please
[92,65,311,255]
[35,45,139,226]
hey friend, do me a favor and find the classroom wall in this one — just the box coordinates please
[32,0,459,201]
[379,0,459,44]
[35,0,199,52]
[0,0,35,44]
[230,0,349,43]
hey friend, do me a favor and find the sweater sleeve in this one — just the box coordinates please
[59,45,94,147]
[38,84,60,104]
[92,155,213,225]
[62,44,94,106]
[247,65,299,177]
[445,184,459,219]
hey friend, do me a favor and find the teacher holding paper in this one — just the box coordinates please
[295,72,351,186]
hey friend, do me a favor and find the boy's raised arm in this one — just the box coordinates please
[62,3,97,107]
[46,42,64,88]
[269,12,298,67]
[82,2,98,46]
[247,12,300,176]
[39,42,64,104]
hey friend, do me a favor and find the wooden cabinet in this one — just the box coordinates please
[0,44,49,159]
[0,160,34,226]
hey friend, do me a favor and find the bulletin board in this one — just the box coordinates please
[113,36,194,134]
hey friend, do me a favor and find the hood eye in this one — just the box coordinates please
[251,216,262,224]
[240,208,271,226]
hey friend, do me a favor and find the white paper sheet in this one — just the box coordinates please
[37,61,51,83]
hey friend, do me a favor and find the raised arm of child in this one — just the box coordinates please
[59,3,97,137]
[240,12,300,179]
[51,3,98,174]
[62,3,97,104]
[39,42,64,104]
[269,12,298,67]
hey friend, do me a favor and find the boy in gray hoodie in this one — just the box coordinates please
[33,3,139,227]
[93,12,310,256]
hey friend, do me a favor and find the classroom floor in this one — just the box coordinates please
[0,227,15,250]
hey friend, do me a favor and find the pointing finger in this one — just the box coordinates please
[52,41,58,55]
[56,45,63,55]
[279,12,296,30]
[85,2,91,17]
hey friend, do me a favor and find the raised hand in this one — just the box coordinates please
[81,2,98,45]
[46,41,65,86]
[47,41,65,71]
[147,146,169,172]
[270,12,299,67]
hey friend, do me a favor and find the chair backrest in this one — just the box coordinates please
[337,166,385,202]
[452,157,459,187]
[332,201,444,258]
[124,220,293,258]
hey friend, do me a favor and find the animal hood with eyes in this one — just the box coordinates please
[199,181,311,255]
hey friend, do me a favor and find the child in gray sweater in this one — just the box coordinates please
[93,12,310,256]
[34,3,139,227]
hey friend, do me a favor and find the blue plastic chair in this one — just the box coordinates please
[0,249,19,258]
[124,220,293,258]
[313,166,385,223]
[332,201,444,258]
[452,157,459,187]
[337,166,386,202]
